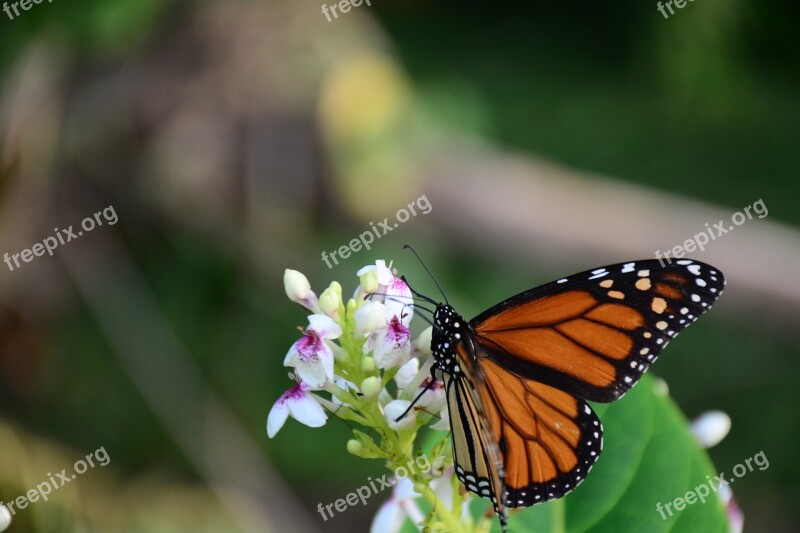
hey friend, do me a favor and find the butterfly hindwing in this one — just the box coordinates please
[474,358,602,508]
[470,259,725,402]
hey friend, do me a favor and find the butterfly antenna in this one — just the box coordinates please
[394,378,436,422]
[400,277,438,307]
[404,244,449,305]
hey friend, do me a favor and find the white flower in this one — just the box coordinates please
[357,260,414,325]
[384,276,414,326]
[0,505,10,532]
[283,314,342,387]
[370,477,425,533]
[355,301,389,335]
[283,269,319,312]
[415,377,446,413]
[385,399,416,430]
[267,381,327,438]
[373,316,411,369]
[370,469,466,533]
[690,410,731,448]
[718,485,743,533]
[395,358,420,389]
[358,260,394,286]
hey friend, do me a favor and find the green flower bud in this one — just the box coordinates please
[347,439,364,456]
[362,356,377,373]
[319,284,342,317]
[360,269,379,294]
[361,376,383,400]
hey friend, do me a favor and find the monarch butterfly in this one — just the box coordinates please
[404,251,725,531]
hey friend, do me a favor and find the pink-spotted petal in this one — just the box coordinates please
[307,313,342,340]
[288,391,327,428]
[373,316,411,369]
[267,398,290,438]
[267,383,327,438]
[416,377,445,412]
[384,277,414,326]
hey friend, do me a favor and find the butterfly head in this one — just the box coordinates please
[431,304,469,376]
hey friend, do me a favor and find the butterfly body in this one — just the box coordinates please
[423,259,725,531]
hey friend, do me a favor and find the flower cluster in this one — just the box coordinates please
[268,261,477,532]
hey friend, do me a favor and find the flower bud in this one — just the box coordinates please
[346,439,365,456]
[359,269,379,294]
[284,269,310,301]
[413,327,433,355]
[283,269,319,312]
[691,411,731,449]
[319,284,342,317]
[361,356,376,373]
[360,376,383,400]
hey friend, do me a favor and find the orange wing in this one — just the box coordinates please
[470,259,725,402]
[473,357,602,508]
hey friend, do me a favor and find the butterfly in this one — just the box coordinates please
[404,254,725,532]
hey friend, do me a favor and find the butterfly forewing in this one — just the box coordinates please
[470,259,725,402]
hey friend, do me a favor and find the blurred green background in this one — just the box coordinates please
[0,0,798,531]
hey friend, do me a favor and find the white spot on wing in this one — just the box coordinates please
[589,269,609,279]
